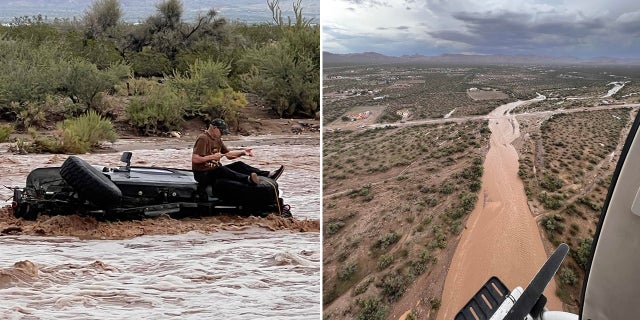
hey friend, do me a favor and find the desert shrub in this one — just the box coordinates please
[16,102,47,129]
[559,267,577,286]
[59,110,118,153]
[377,254,393,270]
[374,232,401,250]
[169,59,247,125]
[469,180,482,192]
[82,0,122,40]
[542,214,566,236]
[538,192,563,210]
[408,250,431,277]
[462,164,483,180]
[459,192,478,214]
[10,112,108,154]
[353,277,373,296]
[116,77,160,96]
[66,34,123,69]
[60,58,131,109]
[337,262,357,281]
[238,1,319,118]
[378,271,406,302]
[0,124,14,142]
[0,38,67,104]
[128,49,172,77]
[541,174,564,192]
[325,221,345,236]
[574,237,593,270]
[430,298,441,310]
[578,196,602,212]
[440,182,455,195]
[356,297,387,320]
[126,85,187,135]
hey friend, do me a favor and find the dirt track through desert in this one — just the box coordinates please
[437,99,562,319]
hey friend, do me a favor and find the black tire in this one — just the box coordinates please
[13,202,39,221]
[60,156,122,207]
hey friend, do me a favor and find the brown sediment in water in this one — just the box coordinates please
[0,206,319,240]
[0,260,39,289]
[438,101,561,319]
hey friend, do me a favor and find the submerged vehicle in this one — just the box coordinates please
[11,152,291,220]
[456,110,640,319]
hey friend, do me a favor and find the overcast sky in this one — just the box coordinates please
[322,0,640,58]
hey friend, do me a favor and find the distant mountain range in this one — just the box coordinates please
[323,51,640,66]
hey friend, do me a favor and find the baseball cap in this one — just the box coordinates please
[209,118,230,135]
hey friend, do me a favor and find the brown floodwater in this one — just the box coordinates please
[0,136,321,319]
[438,99,561,319]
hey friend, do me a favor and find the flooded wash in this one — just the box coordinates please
[0,136,320,319]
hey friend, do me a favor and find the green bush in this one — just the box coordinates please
[61,58,131,108]
[541,174,564,192]
[559,267,577,286]
[60,110,118,153]
[238,1,319,118]
[0,124,14,142]
[430,298,441,310]
[538,192,563,210]
[377,254,393,270]
[356,297,387,320]
[126,84,186,135]
[378,271,406,302]
[325,221,345,236]
[128,49,172,77]
[169,59,247,125]
[574,237,593,270]
[374,232,401,250]
[0,38,67,104]
[337,262,357,281]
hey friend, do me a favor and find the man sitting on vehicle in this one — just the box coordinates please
[191,118,284,186]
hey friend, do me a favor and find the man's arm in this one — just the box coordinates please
[224,148,253,159]
[192,152,223,164]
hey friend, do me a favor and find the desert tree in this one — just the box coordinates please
[83,0,122,39]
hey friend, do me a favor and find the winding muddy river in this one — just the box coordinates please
[438,98,561,319]
[0,135,321,319]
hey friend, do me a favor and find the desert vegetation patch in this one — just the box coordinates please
[517,108,637,312]
[323,120,489,319]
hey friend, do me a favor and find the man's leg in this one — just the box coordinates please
[208,166,258,184]
[225,161,270,177]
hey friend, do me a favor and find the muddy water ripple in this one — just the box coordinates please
[0,231,319,319]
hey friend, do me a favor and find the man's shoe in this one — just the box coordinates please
[269,165,285,181]
[249,172,259,185]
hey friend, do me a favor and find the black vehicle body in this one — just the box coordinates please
[12,152,290,220]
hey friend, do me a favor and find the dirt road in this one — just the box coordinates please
[437,99,562,319]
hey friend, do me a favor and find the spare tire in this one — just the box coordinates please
[60,156,122,207]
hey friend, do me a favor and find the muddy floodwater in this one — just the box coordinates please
[0,135,321,319]
[438,99,560,319]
